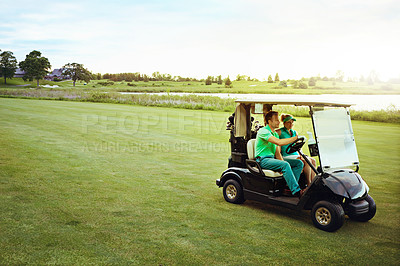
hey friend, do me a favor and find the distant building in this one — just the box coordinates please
[14,68,26,78]
[45,68,64,81]
[14,68,70,80]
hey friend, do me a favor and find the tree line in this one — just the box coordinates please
[0,49,92,88]
[101,72,200,82]
[1,48,385,89]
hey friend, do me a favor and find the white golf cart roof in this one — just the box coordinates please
[235,98,353,107]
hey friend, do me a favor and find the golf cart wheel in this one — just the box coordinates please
[348,195,376,222]
[311,201,344,232]
[223,179,245,204]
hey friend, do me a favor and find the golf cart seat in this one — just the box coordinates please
[246,139,283,178]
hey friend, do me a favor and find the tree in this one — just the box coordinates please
[267,75,273,83]
[225,76,232,88]
[335,70,344,82]
[0,50,18,84]
[205,76,212,85]
[19,50,51,88]
[94,73,102,80]
[299,82,308,89]
[368,70,380,84]
[62,63,92,87]
[217,75,222,85]
[152,71,161,81]
[308,77,316,86]
[236,74,246,81]
[274,73,279,82]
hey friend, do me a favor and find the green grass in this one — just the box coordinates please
[2,78,400,94]
[0,98,399,264]
[1,88,399,123]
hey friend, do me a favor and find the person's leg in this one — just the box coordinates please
[285,158,304,183]
[310,156,317,181]
[298,156,311,185]
[259,157,301,194]
[303,163,312,186]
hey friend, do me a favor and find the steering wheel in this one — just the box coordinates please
[286,137,305,154]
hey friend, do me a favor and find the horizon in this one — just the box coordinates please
[1,0,399,81]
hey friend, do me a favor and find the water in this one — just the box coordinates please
[120,92,399,111]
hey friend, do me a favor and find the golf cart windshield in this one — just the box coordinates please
[311,107,359,170]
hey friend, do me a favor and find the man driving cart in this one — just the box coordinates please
[255,111,305,197]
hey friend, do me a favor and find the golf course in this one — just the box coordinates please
[0,97,399,264]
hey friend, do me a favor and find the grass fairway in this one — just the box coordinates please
[2,77,400,95]
[0,98,399,264]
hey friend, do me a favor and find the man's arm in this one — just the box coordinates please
[268,135,298,146]
[275,145,283,161]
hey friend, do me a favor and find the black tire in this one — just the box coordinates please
[223,179,245,204]
[311,201,345,232]
[349,195,376,222]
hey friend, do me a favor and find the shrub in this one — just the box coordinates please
[225,76,232,88]
[205,76,212,85]
[127,83,137,87]
[299,82,308,89]
[279,81,287,87]
[308,77,316,86]
[292,80,299,88]
[98,81,114,86]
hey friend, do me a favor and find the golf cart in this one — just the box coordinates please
[216,99,376,232]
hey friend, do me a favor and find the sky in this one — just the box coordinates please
[1,0,399,81]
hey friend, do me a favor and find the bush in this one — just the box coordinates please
[98,81,114,86]
[205,76,212,85]
[225,76,232,88]
[308,78,316,86]
[299,82,308,89]
[127,83,137,87]
[279,81,287,87]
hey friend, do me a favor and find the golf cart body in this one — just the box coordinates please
[216,99,375,231]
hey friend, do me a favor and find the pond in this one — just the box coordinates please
[120,92,400,111]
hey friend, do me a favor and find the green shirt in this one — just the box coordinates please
[279,127,299,157]
[255,125,279,158]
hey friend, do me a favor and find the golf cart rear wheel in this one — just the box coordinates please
[348,195,376,222]
[311,201,344,232]
[223,180,245,204]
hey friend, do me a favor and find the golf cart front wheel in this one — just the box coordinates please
[311,201,344,232]
[223,179,245,204]
[348,195,376,222]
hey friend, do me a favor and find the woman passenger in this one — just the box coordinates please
[276,114,317,186]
